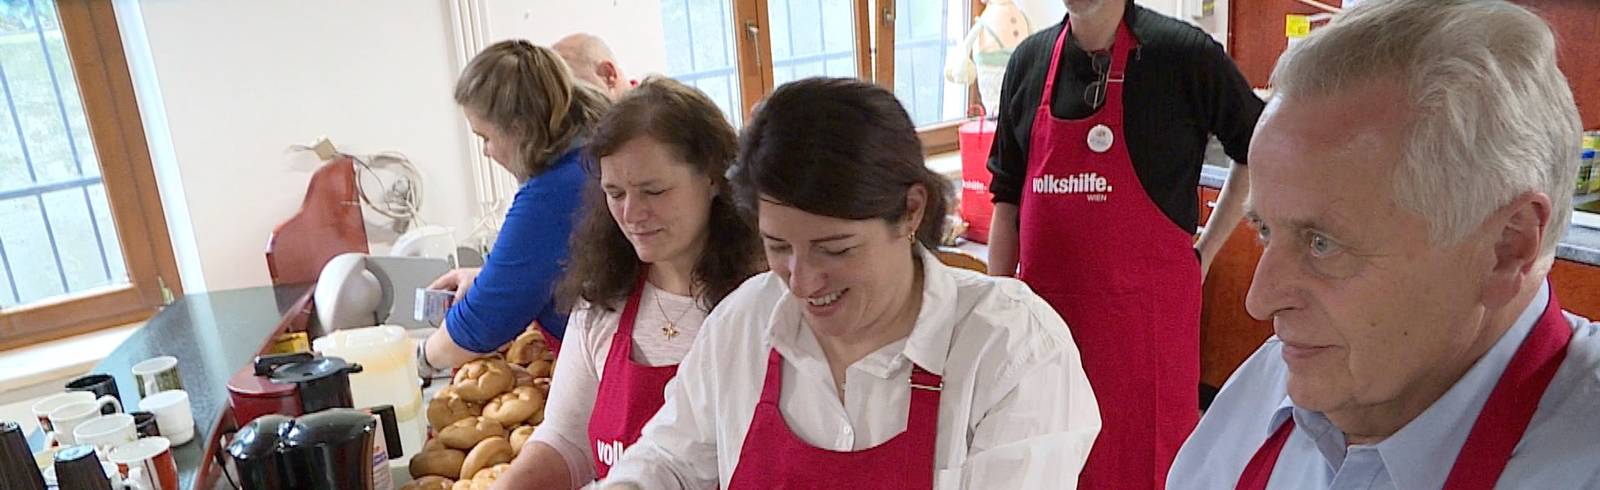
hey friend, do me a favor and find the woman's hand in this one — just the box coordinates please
[429,267,484,303]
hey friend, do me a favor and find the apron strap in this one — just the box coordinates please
[1039,18,1138,108]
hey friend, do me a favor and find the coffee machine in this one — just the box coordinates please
[226,409,377,490]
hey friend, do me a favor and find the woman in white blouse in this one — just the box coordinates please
[491,77,764,489]
[599,78,1101,489]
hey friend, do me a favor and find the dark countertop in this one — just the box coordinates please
[1198,165,1600,266]
[30,284,311,490]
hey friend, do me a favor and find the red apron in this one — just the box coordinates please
[726,349,943,489]
[1017,20,1201,489]
[587,273,680,479]
[1237,295,1574,490]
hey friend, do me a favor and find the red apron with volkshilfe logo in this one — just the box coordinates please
[587,273,680,479]
[1237,295,1575,490]
[725,349,943,489]
[1016,19,1201,489]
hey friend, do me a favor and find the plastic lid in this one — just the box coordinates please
[269,357,361,384]
[227,367,297,398]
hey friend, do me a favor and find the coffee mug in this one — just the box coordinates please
[47,396,123,446]
[109,437,177,490]
[131,357,184,398]
[50,445,123,489]
[130,411,160,438]
[72,413,136,454]
[30,391,94,434]
[138,390,194,446]
[65,374,122,415]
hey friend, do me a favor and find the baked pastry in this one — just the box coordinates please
[508,425,535,456]
[505,328,545,365]
[400,475,453,490]
[452,358,515,402]
[470,463,511,486]
[525,359,554,379]
[481,386,544,426]
[409,447,466,479]
[460,436,513,483]
[427,386,482,431]
[437,416,506,450]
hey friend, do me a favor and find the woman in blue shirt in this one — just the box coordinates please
[421,40,610,370]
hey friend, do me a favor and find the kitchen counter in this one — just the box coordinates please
[29,284,313,490]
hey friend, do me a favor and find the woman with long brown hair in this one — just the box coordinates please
[599,78,1100,489]
[421,40,609,370]
[491,77,763,489]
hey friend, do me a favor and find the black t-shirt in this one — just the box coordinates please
[986,2,1262,232]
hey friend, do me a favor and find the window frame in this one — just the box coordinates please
[727,0,981,155]
[0,0,181,352]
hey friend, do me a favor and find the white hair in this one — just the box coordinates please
[1271,0,1581,258]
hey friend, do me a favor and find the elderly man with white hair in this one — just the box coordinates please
[553,33,632,100]
[1168,0,1600,488]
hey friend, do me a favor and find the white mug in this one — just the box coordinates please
[131,356,184,398]
[73,413,137,454]
[47,396,123,446]
[138,390,194,446]
[110,437,177,490]
[30,392,94,435]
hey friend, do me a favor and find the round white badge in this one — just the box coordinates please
[1087,124,1114,153]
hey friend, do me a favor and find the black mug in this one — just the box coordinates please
[65,374,121,415]
[53,445,110,490]
[131,411,161,438]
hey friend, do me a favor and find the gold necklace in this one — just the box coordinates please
[652,287,694,340]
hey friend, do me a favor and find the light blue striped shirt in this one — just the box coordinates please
[1170,282,1600,489]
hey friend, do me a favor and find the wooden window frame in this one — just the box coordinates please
[730,0,980,155]
[0,0,181,351]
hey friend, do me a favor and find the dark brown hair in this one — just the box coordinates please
[730,77,949,248]
[558,77,764,312]
[454,40,610,180]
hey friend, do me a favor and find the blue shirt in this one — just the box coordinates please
[445,149,585,352]
[1170,282,1600,489]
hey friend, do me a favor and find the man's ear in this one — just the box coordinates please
[596,60,621,88]
[1481,191,1551,307]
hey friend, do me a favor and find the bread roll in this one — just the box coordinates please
[437,416,506,450]
[481,386,544,426]
[400,475,453,490]
[452,358,515,402]
[427,386,482,431]
[409,448,466,479]
[508,425,535,456]
[460,436,513,483]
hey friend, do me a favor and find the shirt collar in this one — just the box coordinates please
[766,246,960,380]
[1278,281,1552,486]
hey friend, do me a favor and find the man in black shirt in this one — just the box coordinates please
[983,0,1261,488]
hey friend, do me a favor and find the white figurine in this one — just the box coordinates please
[945,0,1031,117]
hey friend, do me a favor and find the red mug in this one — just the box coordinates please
[108,437,177,490]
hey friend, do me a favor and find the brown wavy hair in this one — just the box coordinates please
[558,77,764,312]
[730,77,949,248]
[454,40,610,180]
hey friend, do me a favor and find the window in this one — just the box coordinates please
[658,0,978,151]
[0,0,178,351]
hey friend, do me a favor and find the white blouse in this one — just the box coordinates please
[528,282,707,487]
[603,248,1102,489]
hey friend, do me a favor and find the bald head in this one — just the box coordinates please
[554,33,629,100]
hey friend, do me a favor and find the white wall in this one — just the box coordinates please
[118,0,479,292]
[481,0,670,79]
